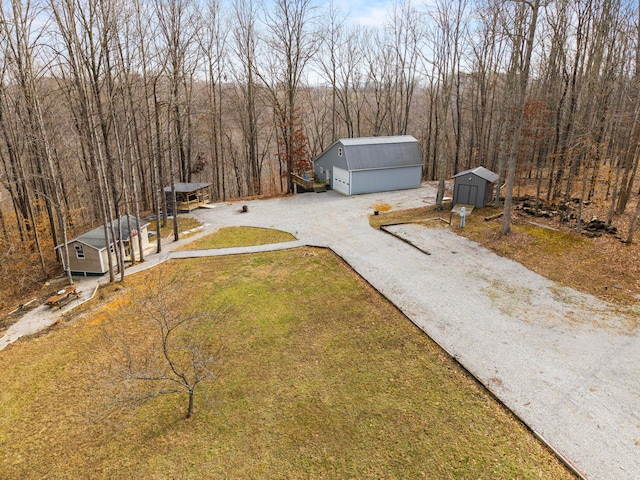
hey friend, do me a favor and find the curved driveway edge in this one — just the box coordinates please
[168,239,306,259]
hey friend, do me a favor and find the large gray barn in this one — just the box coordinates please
[452,166,499,208]
[313,136,422,196]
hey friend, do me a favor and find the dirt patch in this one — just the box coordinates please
[371,203,393,212]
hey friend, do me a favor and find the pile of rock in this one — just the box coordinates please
[580,218,617,237]
[519,198,558,218]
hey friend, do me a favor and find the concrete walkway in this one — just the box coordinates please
[1,185,638,480]
[0,275,102,351]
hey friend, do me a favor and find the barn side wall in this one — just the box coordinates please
[351,165,422,195]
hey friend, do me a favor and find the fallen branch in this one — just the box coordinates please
[381,226,431,255]
[484,212,503,221]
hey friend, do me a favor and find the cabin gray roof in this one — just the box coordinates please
[316,135,422,171]
[164,182,212,193]
[453,166,499,183]
[61,215,149,251]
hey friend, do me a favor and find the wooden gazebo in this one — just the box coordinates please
[164,182,212,213]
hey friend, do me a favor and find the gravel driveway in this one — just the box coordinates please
[192,186,639,480]
[2,184,638,479]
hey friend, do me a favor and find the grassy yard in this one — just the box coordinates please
[0,248,573,478]
[180,226,296,250]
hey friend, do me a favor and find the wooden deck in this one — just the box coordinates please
[291,173,314,193]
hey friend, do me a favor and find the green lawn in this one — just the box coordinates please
[180,226,296,250]
[0,248,574,479]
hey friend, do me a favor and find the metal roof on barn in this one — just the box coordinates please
[314,135,422,172]
[341,135,421,171]
[453,166,498,183]
[63,215,150,251]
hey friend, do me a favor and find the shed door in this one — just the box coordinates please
[457,184,477,206]
[333,166,350,195]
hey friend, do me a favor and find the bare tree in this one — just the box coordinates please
[426,0,468,210]
[0,0,73,284]
[500,0,540,234]
[95,268,223,420]
[200,0,229,201]
[386,0,422,136]
[49,0,123,283]
[315,0,347,143]
[231,0,261,196]
[468,0,506,174]
[626,192,640,243]
[259,0,316,193]
[154,0,201,241]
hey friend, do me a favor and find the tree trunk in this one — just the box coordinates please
[626,194,640,243]
[501,0,540,235]
[187,389,194,419]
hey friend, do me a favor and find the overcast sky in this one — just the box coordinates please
[344,0,392,27]
[313,0,395,28]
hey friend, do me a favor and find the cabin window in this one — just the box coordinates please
[109,244,115,254]
[338,147,343,157]
[74,244,85,259]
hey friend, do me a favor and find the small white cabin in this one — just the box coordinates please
[56,215,150,276]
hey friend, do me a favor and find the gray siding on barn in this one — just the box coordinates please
[313,143,348,188]
[351,165,422,195]
[343,139,422,170]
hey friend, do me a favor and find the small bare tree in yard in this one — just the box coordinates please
[95,269,224,420]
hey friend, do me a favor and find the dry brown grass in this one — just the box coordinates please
[0,249,575,479]
[147,214,202,239]
[369,205,450,230]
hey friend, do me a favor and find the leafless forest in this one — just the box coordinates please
[1,0,640,305]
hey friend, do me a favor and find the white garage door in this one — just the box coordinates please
[333,166,350,195]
